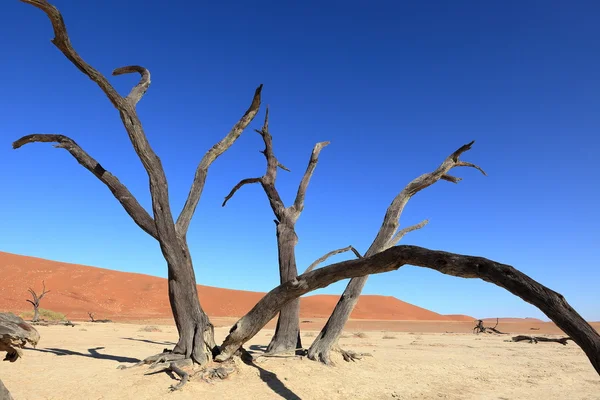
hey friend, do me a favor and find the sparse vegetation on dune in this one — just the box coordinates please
[20,308,65,322]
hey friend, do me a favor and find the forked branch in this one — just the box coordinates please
[12,135,158,239]
[216,244,600,377]
[26,281,49,306]
[388,219,429,248]
[367,141,486,256]
[304,245,363,274]
[222,107,329,223]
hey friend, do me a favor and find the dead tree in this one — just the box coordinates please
[473,318,507,334]
[26,280,50,322]
[88,312,112,323]
[307,141,485,364]
[14,0,600,389]
[14,0,262,369]
[511,335,572,345]
[222,108,329,354]
[214,245,600,377]
[0,312,41,400]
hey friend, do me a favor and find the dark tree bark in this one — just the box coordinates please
[15,0,262,368]
[223,109,329,354]
[26,281,50,323]
[215,245,600,376]
[308,141,485,364]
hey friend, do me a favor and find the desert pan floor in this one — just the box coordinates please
[1,321,598,400]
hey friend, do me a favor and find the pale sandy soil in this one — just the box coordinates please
[2,321,599,400]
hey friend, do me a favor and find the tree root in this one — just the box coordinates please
[334,346,372,363]
[510,335,572,345]
[117,348,239,390]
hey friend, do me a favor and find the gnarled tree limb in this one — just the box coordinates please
[176,85,264,235]
[304,245,363,274]
[112,65,151,105]
[21,0,124,108]
[511,335,572,345]
[12,134,159,239]
[216,245,600,376]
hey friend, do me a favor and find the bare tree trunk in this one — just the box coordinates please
[16,0,261,375]
[222,109,328,354]
[308,142,485,363]
[32,307,39,323]
[165,243,216,364]
[266,222,302,354]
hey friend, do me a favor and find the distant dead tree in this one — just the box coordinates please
[13,0,600,390]
[88,312,112,323]
[26,281,49,322]
[511,335,572,345]
[473,318,507,335]
[222,108,329,355]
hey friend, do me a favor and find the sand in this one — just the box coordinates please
[2,320,599,400]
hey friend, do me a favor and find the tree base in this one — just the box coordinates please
[307,343,371,365]
[118,348,238,391]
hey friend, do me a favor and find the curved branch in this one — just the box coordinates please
[12,134,158,239]
[304,245,362,274]
[112,65,151,105]
[25,300,36,306]
[21,0,123,108]
[387,219,429,248]
[367,141,485,256]
[176,84,263,234]
[216,245,600,377]
[222,178,262,207]
[291,141,330,217]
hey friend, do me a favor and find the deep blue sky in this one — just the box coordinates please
[1,1,598,321]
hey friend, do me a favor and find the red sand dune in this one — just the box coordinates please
[0,251,475,322]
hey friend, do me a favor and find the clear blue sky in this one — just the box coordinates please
[1,1,598,321]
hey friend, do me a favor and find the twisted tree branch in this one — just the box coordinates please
[112,65,151,105]
[21,0,123,108]
[12,134,158,239]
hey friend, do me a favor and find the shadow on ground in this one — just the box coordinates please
[120,337,176,347]
[241,347,301,400]
[25,346,141,363]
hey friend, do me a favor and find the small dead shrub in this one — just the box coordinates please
[353,332,368,339]
[139,325,162,333]
[382,334,396,339]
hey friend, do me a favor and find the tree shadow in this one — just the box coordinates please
[120,337,176,347]
[248,344,268,353]
[25,346,140,364]
[240,351,301,400]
